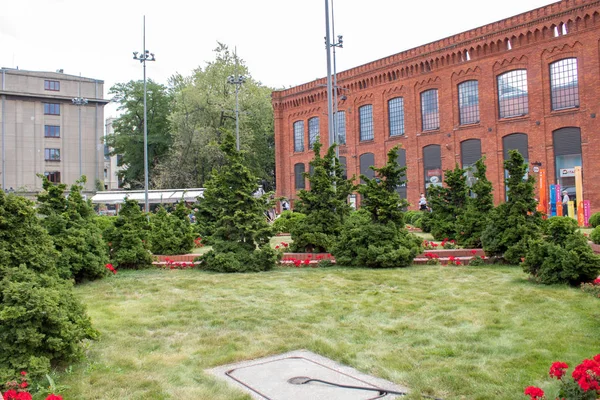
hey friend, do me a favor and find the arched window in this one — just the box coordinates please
[308,117,320,150]
[550,58,579,110]
[388,97,405,136]
[359,105,374,141]
[294,163,306,189]
[458,80,480,125]
[336,111,346,145]
[503,133,529,197]
[423,145,442,192]
[359,152,375,183]
[396,148,407,199]
[553,127,582,194]
[461,139,482,168]
[497,70,529,118]
[421,89,439,131]
[339,156,347,180]
[293,121,304,152]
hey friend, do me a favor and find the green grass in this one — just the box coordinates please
[57,266,600,400]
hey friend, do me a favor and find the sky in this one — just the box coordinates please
[2,0,554,118]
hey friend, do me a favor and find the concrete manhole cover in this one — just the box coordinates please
[207,350,408,399]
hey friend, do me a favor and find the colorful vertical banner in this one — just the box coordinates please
[584,200,591,227]
[568,201,575,219]
[575,166,584,226]
[549,184,557,217]
[537,169,548,216]
[555,184,563,217]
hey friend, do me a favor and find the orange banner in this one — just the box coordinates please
[537,168,548,216]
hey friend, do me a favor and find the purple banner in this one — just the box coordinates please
[584,200,591,227]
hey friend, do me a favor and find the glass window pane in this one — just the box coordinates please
[308,117,319,149]
[421,90,439,131]
[293,121,304,152]
[336,111,346,145]
[388,97,405,136]
[458,80,480,125]
[550,58,579,110]
[359,105,374,141]
[497,70,528,118]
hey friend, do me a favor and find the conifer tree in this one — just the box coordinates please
[482,150,543,263]
[149,204,195,255]
[196,131,277,272]
[37,176,109,282]
[427,164,468,240]
[291,141,355,252]
[332,146,421,268]
[104,198,153,269]
[0,190,97,380]
[456,157,494,248]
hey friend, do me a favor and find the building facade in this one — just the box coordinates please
[0,68,109,196]
[272,0,600,213]
[104,117,123,190]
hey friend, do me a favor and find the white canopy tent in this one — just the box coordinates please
[91,188,204,205]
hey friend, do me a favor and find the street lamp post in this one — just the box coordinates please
[227,47,246,151]
[133,15,155,212]
[72,77,88,180]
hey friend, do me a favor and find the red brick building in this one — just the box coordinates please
[272,0,600,213]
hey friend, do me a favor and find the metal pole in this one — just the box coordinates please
[325,0,334,149]
[78,79,82,178]
[235,48,240,151]
[1,69,5,190]
[332,0,339,157]
[143,15,149,213]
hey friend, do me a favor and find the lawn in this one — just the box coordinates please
[58,265,599,400]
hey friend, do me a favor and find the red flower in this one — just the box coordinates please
[16,393,32,400]
[593,278,600,285]
[19,382,27,389]
[45,395,63,400]
[470,249,477,255]
[275,245,280,249]
[20,371,26,376]
[572,358,600,392]
[549,361,568,379]
[303,259,310,265]
[523,386,544,399]
[282,242,289,247]
[3,390,18,400]
[105,263,117,274]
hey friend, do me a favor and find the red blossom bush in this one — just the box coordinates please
[2,371,62,400]
[526,355,600,399]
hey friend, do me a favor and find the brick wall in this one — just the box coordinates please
[273,0,600,214]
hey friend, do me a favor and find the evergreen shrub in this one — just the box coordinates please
[589,212,600,228]
[590,226,600,245]
[104,199,153,269]
[0,191,97,381]
[523,216,600,285]
[272,211,306,234]
[427,165,468,241]
[149,203,195,255]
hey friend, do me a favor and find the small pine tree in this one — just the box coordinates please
[523,216,600,285]
[0,190,98,381]
[428,164,468,240]
[456,157,494,248]
[481,150,543,263]
[37,176,109,282]
[104,198,153,269]
[291,141,355,252]
[149,205,195,255]
[332,146,422,268]
[197,131,277,272]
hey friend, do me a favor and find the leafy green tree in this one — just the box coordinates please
[290,142,355,252]
[523,216,600,285]
[104,79,172,189]
[149,205,195,255]
[428,164,468,240]
[332,147,421,268]
[196,131,277,272]
[104,199,153,269]
[482,150,543,263]
[0,190,98,380]
[456,157,494,248]
[154,43,275,190]
[37,176,109,282]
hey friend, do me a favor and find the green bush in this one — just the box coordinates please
[104,199,153,269]
[198,242,279,273]
[427,165,469,241]
[590,226,600,244]
[0,190,98,380]
[333,211,422,269]
[589,212,600,228]
[93,215,117,238]
[404,210,420,226]
[37,177,109,282]
[523,217,600,285]
[272,211,306,234]
[149,204,195,255]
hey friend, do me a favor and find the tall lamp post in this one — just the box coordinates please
[133,15,155,212]
[72,77,88,180]
[227,48,246,151]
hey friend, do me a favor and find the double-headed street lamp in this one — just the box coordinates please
[72,78,88,179]
[133,15,155,212]
[227,48,246,151]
